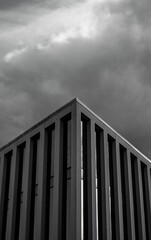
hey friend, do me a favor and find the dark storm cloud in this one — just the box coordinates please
[0,0,83,10]
[1,0,151,158]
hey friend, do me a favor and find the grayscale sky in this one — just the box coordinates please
[1,0,151,158]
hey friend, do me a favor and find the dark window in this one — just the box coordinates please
[119,145,130,240]
[141,162,151,239]
[60,114,71,240]
[28,134,40,240]
[95,126,104,240]
[44,124,55,240]
[81,115,90,240]
[108,136,116,240]
[131,154,142,240]
[14,143,25,240]
[0,151,12,240]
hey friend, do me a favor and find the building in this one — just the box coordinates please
[0,98,151,240]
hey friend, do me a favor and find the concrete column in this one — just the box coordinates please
[103,131,111,240]
[90,121,97,240]
[70,102,81,240]
[33,127,45,240]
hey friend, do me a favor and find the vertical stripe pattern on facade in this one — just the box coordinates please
[0,98,151,240]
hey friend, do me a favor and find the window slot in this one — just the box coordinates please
[1,151,12,240]
[141,162,151,239]
[28,134,40,240]
[81,115,90,240]
[44,125,55,240]
[108,136,116,240]
[14,143,25,240]
[131,154,142,240]
[60,114,71,240]
[119,145,131,240]
[95,127,104,240]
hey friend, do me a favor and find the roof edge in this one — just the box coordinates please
[0,97,77,152]
[76,98,151,163]
[0,97,150,163]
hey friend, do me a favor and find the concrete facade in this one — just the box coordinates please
[0,98,151,240]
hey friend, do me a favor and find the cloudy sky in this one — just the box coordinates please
[0,0,151,158]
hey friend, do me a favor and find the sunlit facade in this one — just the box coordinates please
[0,98,151,240]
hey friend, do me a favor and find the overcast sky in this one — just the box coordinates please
[0,0,151,158]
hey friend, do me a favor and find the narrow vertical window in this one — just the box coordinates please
[14,143,25,240]
[81,116,89,240]
[66,119,71,240]
[95,130,99,240]
[131,154,142,240]
[29,134,40,240]
[119,145,129,240]
[44,124,55,240]
[60,114,71,240]
[108,136,116,240]
[141,162,151,239]
[95,126,104,240]
[81,120,84,240]
[18,141,29,240]
[0,151,12,240]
